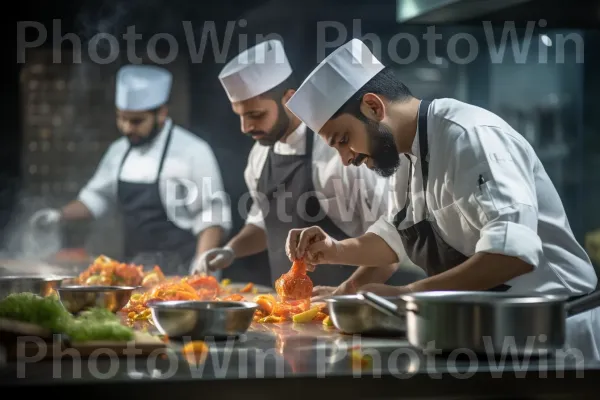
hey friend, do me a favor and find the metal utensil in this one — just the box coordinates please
[149,300,258,340]
[324,294,406,335]
[358,290,600,356]
[0,276,66,300]
[57,285,137,314]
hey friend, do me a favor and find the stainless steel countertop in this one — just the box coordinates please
[2,319,600,399]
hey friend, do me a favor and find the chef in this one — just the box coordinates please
[191,39,424,290]
[284,39,599,358]
[29,64,231,275]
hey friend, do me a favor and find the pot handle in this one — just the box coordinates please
[565,288,600,317]
[357,291,405,320]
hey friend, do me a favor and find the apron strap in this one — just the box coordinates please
[393,100,431,228]
[155,124,175,182]
[117,123,175,180]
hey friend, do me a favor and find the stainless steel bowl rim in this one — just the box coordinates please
[324,294,400,303]
[0,275,68,282]
[57,285,138,292]
[399,291,570,304]
[150,300,258,310]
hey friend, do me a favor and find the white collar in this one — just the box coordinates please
[273,121,308,154]
[133,117,173,153]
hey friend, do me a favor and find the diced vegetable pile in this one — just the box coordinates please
[0,292,134,342]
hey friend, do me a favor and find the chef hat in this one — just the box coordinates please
[115,64,172,111]
[286,39,385,133]
[218,39,292,102]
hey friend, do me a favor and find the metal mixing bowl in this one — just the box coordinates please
[150,300,258,340]
[325,294,407,336]
[0,276,66,300]
[57,285,137,314]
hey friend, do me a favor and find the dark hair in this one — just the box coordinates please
[331,66,413,119]
[259,73,298,102]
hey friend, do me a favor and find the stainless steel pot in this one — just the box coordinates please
[358,290,600,356]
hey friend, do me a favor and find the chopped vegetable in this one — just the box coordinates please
[66,319,134,342]
[0,292,134,342]
[292,306,320,323]
[0,292,72,332]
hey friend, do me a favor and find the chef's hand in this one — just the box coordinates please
[286,226,341,266]
[311,280,358,301]
[29,208,62,230]
[190,247,235,275]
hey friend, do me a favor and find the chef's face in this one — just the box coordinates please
[231,92,293,146]
[116,107,167,146]
[320,96,400,178]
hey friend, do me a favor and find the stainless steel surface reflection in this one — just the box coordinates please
[150,300,258,340]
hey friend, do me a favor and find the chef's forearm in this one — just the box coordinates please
[196,226,224,254]
[407,252,534,292]
[60,200,93,221]
[335,233,399,266]
[226,223,267,258]
[345,263,399,287]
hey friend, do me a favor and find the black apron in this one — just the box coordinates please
[116,125,197,276]
[257,128,357,286]
[393,100,510,291]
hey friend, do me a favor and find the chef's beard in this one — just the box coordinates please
[358,115,400,178]
[249,103,290,147]
[124,116,162,148]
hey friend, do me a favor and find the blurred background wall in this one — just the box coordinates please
[6,0,600,279]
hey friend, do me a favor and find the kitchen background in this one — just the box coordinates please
[4,0,600,282]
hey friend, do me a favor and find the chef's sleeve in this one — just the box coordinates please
[189,143,232,236]
[77,144,119,218]
[451,125,542,268]
[242,152,266,231]
[366,215,409,264]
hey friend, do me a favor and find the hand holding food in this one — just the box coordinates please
[286,226,341,266]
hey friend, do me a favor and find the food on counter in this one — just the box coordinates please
[141,266,166,288]
[181,340,209,364]
[0,292,135,342]
[72,255,327,325]
[252,293,328,324]
[292,306,320,323]
[123,275,249,322]
[322,315,333,327]
[75,255,144,286]
[0,292,72,333]
[275,259,313,302]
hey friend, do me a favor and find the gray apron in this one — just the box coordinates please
[116,126,197,276]
[256,128,357,286]
[392,100,511,291]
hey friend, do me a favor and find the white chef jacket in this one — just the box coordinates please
[367,98,600,360]
[77,117,232,236]
[244,121,390,238]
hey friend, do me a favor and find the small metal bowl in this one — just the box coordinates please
[0,276,66,300]
[57,285,137,314]
[150,300,258,340]
[325,294,407,336]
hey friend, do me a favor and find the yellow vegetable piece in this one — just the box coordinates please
[292,306,320,323]
[221,279,231,286]
[323,315,333,327]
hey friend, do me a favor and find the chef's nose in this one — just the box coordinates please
[240,118,253,134]
[339,148,355,166]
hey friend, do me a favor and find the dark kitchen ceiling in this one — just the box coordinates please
[396,0,600,30]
